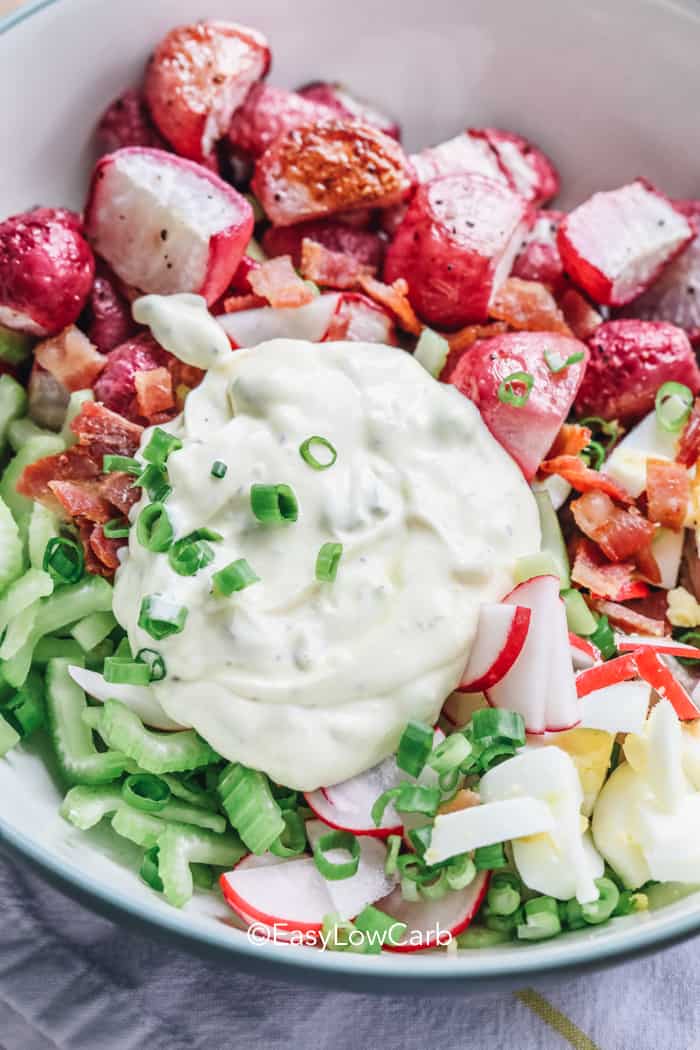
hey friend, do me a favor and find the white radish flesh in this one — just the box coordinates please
[579,680,651,734]
[67,665,186,731]
[217,293,340,347]
[374,870,490,952]
[458,604,531,692]
[305,819,397,919]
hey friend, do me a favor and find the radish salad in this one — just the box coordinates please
[1,18,700,953]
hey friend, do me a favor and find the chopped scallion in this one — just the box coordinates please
[396,720,434,777]
[543,349,584,374]
[312,829,360,881]
[299,436,337,471]
[250,483,298,523]
[655,381,693,433]
[103,455,140,475]
[103,518,130,539]
[315,542,343,582]
[103,656,152,686]
[122,772,171,813]
[210,460,227,479]
[43,537,84,585]
[136,502,173,553]
[497,371,533,407]
[212,559,260,597]
[136,648,166,682]
[138,595,188,640]
[142,427,182,467]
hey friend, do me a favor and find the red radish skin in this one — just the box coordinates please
[0,208,95,337]
[617,635,700,659]
[377,871,490,953]
[384,173,533,329]
[634,648,700,719]
[458,605,532,692]
[442,330,588,480]
[85,148,254,304]
[220,855,326,942]
[469,128,560,206]
[569,633,602,670]
[144,20,271,163]
[511,210,566,291]
[97,89,168,154]
[575,652,640,697]
[85,264,137,353]
[262,220,385,271]
[227,83,335,161]
[558,180,694,307]
[575,319,700,425]
[303,791,402,839]
[297,81,401,141]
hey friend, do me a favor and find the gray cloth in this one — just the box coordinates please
[2,852,700,1049]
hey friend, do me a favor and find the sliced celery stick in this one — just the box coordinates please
[0,600,40,660]
[533,489,570,588]
[61,389,94,446]
[158,799,226,833]
[33,637,85,666]
[28,502,60,570]
[88,699,219,774]
[0,567,52,635]
[160,772,218,811]
[0,712,20,757]
[157,824,245,907]
[111,807,165,848]
[45,657,126,785]
[0,493,24,594]
[0,374,28,452]
[414,328,449,378]
[8,417,56,452]
[60,783,123,830]
[0,434,65,524]
[561,588,597,636]
[514,551,562,585]
[70,611,117,652]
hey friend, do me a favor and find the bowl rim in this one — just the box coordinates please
[3,0,700,986]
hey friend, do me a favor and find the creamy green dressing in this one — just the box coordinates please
[113,295,540,790]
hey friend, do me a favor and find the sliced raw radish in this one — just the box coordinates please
[305,819,397,919]
[305,753,403,837]
[374,871,490,953]
[579,680,651,734]
[425,797,554,865]
[575,651,639,697]
[634,648,700,720]
[85,148,254,305]
[217,292,341,348]
[67,665,186,730]
[570,633,602,670]
[487,575,579,733]
[617,635,700,660]
[220,854,332,940]
[458,604,531,692]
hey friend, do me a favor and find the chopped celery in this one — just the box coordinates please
[61,389,94,446]
[0,601,40,660]
[32,637,85,666]
[1,668,45,737]
[70,611,117,652]
[414,328,449,378]
[514,551,562,585]
[88,699,219,774]
[0,374,28,452]
[0,434,65,525]
[61,783,123,830]
[0,568,53,635]
[160,771,219,811]
[45,657,126,785]
[533,489,571,588]
[28,503,60,570]
[0,327,32,366]
[3,575,112,688]
[8,417,56,453]
[561,588,597,636]
[218,762,285,854]
[0,493,24,594]
[159,799,226,833]
[156,823,245,907]
[191,864,215,891]
[0,712,20,756]
[111,807,166,848]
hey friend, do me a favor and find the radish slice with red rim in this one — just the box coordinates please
[617,634,700,660]
[635,648,700,720]
[220,854,333,940]
[305,819,397,920]
[216,292,340,347]
[579,679,651,734]
[569,633,602,671]
[374,870,490,953]
[457,604,531,692]
[576,651,639,697]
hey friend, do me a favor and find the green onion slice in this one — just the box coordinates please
[142,427,182,467]
[474,842,507,871]
[134,464,171,502]
[250,483,298,523]
[396,720,434,777]
[136,502,173,553]
[470,708,526,746]
[384,834,402,877]
[168,530,219,577]
[313,829,360,881]
[43,537,84,585]
[655,381,693,433]
[445,854,476,891]
[428,733,472,775]
[581,877,620,925]
[517,896,562,941]
[138,595,188,640]
[122,773,171,813]
[543,349,585,374]
[353,905,407,950]
[315,542,343,582]
[580,439,606,471]
[478,741,517,772]
[299,436,337,471]
[104,656,151,686]
[497,371,534,407]
[269,810,307,858]
[578,416,622,450]
[103,518,130,539]
[212,558,260,597]
[393,782,441,817]
[103,454,141,475]
[210,460,227,479]
[140,845,164,892]
[136,648,166,682]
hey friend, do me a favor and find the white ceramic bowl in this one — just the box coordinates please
[2,0,700,992]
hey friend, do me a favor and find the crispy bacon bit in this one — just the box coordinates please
[135,367,174,418]
[88,523,123,571]
[300,238,374,290]
[34,326,107,392]
[591,596,667,634]
[17,446,101,503]
[547,423,593,459]
[248,256,316,310]
[445,322,508,355]
[676,398,700,468]
[540,455,633,503]
[437,789,480,815]
[488,277,571,335]
[357,274,422,335]
[223,293,267,313]
[71,401,143,457]
[571,538,648,601]
[635,541,662,585]
[559,287,602,341]
[646,458,690,531]
[99,471,139,515]
[48,480,113,523]
[570,490,655,561]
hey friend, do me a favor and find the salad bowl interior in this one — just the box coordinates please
[2,0,700,991]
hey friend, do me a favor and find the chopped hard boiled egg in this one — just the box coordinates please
[526,728,615,817]
[424,797,554,866]
[667,586,700,628]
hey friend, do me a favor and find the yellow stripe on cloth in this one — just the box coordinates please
[516,988,601,1050]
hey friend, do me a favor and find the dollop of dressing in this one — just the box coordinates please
[114,301,539,789]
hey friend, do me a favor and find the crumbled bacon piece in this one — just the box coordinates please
[248,256,315,309]
[17,446,101,504]
[357,274,422,335]
[88,523,123,571]
[71,401,143,457]
[547,423,592,459]
[445,322,508,355]
[571,538,648,601]
[634,541,662,585]
[223,293,268,313]
[135,367,174,418]
[300,238,374,289]
[589,597,669,637]
[539,455,633,503]
[570,490,655,561]
[488,277,571,335]
[99,471,139,515]
[646,458,690,531]
[34,325,106,392]
[559,287,602,341]
[48,480,113,523]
